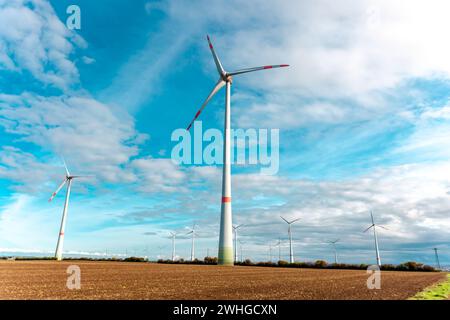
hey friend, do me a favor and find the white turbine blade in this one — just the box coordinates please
[61,158,70,177]
[378,225,389,230]
[363,224,375,233]
[370,210,375,225]
[186,79,225,130]
[186,230,193,235]
[280,216,289,224]
[290,218,301,224]
[71,175,94,179]
[48,178,68,202]
[207,35,225,76]
[228,64,289,76]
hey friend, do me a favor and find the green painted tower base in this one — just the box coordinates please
[218,247,234,265]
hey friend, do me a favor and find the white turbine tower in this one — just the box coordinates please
[363,211,387,267]
[48,160,91,261]
[327,239,340,264]
[186,223,197,261]
[280,216,300,263]
[186,35,289,265]
[275,238,282,261]
[232,224,244,263]
[170,232,177,261]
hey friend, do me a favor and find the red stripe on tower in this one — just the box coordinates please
[222,196,231,203]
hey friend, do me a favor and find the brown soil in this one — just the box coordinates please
[0,260,445,300]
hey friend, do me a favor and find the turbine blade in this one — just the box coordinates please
[290,218,301,224]
[70,175,94,179]
[379,225,389,230]
[62,157,70,177]
[186,79,226,131]
[228,64,289,76]
[207,35,225,76]
[48,178,68,202]
[363,224,374,233]
[370,210,375,225]
[280,216,289,224]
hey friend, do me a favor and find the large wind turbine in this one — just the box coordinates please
[186,223,197,261]
[326,239,340,264]
[232,224,244,263]
[170,232,177,261]
[186,35,288,265]
[48,161,90,261]
[280,216,300,263]
[363,211,387,267]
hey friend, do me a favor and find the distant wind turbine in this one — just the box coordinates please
[363,211,387,267]
[238,240,244,262]
[433,248,441,270]
[48,160,92,261]
[186,35,289,265]
[280,216,300,263]
[326,239,340,264]
[186,223,197,261]
[232,224,244,263]
[170,232,177,261]
[275,238,282,261]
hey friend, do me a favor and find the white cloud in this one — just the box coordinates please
[0,93,148,184]
[0,0,85,89]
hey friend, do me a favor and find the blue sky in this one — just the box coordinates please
[0,0,449,266]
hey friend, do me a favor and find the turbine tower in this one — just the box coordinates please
[275,238,282,261]
[186,35,289,265]
[170,232,177,261]
[48,160,91,261]
[186,223,197,261]
[280,216,300,263]
[327,239,340,264]
[238,240,244,262]
[433,248,441,270]
[232,224,244,263]
[363,211,387,267]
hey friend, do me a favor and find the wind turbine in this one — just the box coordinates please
[48,160,91,261]
[186,35,289,265]
[186,223,197,261]
[433,248,441,270]
[326,239,340,264]
[280,216,300,263]
[363,211,387,267]
[232,224,244,263]
[238,240,244,262]
[274,238,282,261]
[170,232,177,261]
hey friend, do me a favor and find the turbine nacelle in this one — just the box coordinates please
[186,35,289,131]
[48,161,92,202]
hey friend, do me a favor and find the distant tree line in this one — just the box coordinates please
[157,257,437,272]
[0,255,437,271]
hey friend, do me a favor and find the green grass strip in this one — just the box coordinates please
[409,274,450,300]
